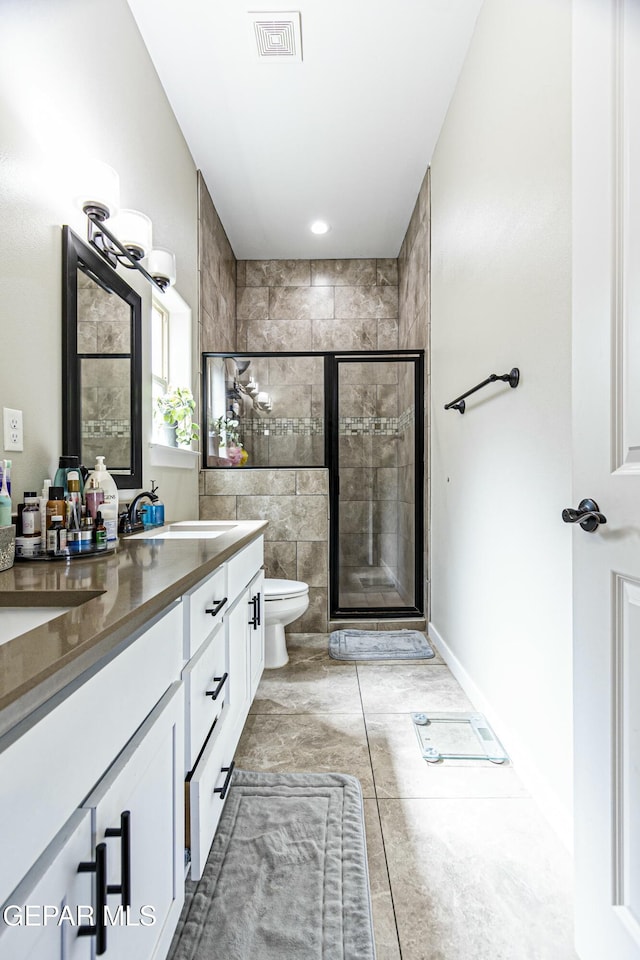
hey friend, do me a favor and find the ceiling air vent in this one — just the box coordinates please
[249,11,303,62]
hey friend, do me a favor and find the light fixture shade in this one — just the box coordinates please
[75,160,120,220]
[148,247,176,287]
[110,209,152,260]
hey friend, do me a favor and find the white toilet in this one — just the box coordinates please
[263,578,309,668]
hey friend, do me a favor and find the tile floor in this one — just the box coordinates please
[339,565,407,608]
[236,633,579,960]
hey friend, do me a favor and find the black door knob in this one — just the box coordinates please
[562,498,607,532]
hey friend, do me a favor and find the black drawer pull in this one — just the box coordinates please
[213,761,235,801]
[205,597,227,617]
[205,672,228,701]
[248,594,260,629]
[105,810,131,907]
[78,842,108,955]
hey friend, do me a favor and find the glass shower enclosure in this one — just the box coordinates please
[328,352,424,618]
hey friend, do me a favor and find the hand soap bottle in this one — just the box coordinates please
[86,456,119,542]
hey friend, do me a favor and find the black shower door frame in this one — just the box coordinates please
[327,350,425,620]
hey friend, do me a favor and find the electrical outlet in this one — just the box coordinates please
[3,408,23,452]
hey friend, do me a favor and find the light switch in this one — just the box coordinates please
[3,408,23,451]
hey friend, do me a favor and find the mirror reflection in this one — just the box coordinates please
[63,227,142,488]
[204,354,325,468]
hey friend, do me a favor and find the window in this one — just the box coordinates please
[151,290,193,445]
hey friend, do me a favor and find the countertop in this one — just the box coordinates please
[0,521,267,742]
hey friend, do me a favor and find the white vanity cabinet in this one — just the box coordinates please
[0,529,266,959]
[183,537,265,881]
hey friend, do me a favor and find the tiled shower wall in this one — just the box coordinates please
[196,173,429,630]
[398,167,430,614]
[198,173,236,354]
[200,258,399,631]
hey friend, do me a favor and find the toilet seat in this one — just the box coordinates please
[263,578,308,601]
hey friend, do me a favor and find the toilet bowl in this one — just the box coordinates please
[263,578,309,668]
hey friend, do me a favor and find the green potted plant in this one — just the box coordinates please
[156,386,200,447]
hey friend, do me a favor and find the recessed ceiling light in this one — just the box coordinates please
[310,220,330,235]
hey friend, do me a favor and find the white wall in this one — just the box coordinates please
[0,0,199,518]
[429,0,573,840]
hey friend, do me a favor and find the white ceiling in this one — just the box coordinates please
[126,0,483,259]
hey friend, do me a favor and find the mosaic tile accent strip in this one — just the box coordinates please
[237,409,415,438]
[82,419,131,438]
[340,407,414,437]
[242,417,324,437]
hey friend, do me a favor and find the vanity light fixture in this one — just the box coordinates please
[310,219,330,235]
[76,160,176,293]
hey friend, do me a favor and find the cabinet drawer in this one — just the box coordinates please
[227,536,263,605]
[0,602,183,906]
[182,621,227,771]
[186,565,227,657]
[186,719,235,881]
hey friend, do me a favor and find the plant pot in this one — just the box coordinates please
[163,424,178,447]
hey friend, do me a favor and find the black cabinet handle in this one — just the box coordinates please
[205,597,227,617]
[78,842,108,955]
[105,810,131,907]
[205,672,228,701]
[213,761,235,801]
[248,594,260,629]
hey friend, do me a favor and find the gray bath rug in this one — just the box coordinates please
[169,770,376,960]
[329,628,435,661]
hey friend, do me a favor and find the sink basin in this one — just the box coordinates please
[129,521,238,541]
[0,591,104,645]
[0,607,73,644]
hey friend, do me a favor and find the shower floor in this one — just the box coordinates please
[339,566,407,608]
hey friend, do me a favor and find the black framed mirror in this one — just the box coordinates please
[62,226,142,488]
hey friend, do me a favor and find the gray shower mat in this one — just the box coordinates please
[169,770,376,960]
[329,628,435,660]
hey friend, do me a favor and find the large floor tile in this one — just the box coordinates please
[379,798,578,960]
[251,660,362,714]
[357,663,474,714]
[364,800,401,960]
[285,632,341,665]
[366,714,529,799]
[235,714,375,797]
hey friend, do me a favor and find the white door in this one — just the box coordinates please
[572,2,640,958]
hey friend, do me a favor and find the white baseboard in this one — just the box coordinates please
[428,621,573,851]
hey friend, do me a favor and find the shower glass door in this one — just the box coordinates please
[329,352,424,618]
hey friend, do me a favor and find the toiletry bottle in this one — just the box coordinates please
[46,487,66,532]
[100,501,118,543]
[150,481,164,526]
[21,493,41,537]
[94,511,107,551]
[39,480,51,540]
[80,515,94,553]
[54,455,85,498]
[86,456,119,541]
[0,461,12,527]
[85,476,104,520]
[47,516,67,556]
